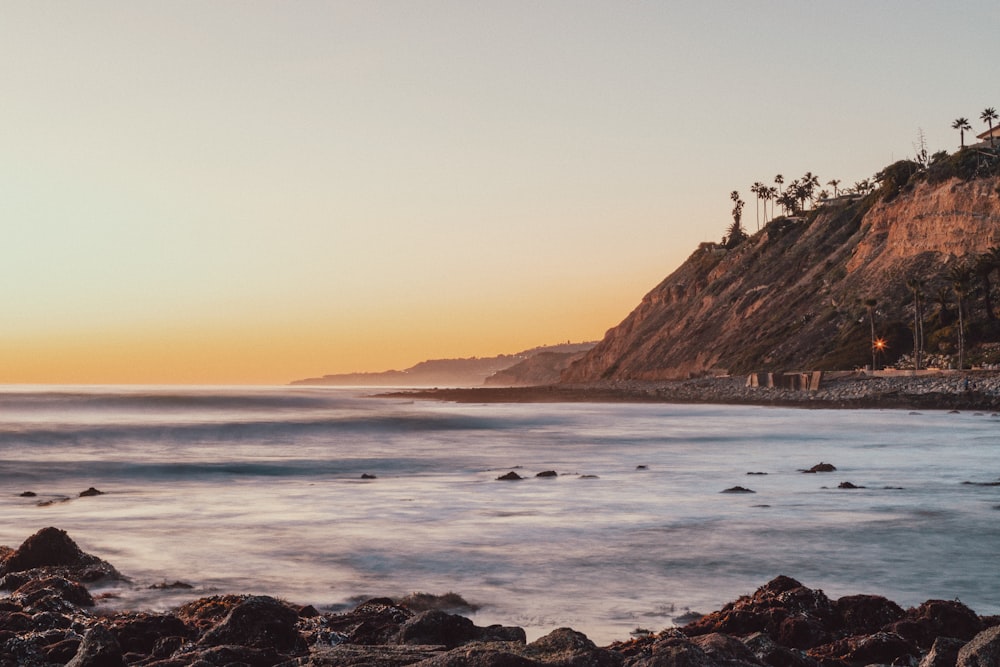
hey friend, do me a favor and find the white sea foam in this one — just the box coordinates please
[1,386,998,644]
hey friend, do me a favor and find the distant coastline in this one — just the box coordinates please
[378,370,1000,411]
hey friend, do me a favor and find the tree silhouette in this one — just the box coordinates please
[827,179,841,197]
[799,172,820,208]
[952,117,972,149]
[950,263,972,369]
[725,190,747,248]
[750,182,765,231]
[906,277,925,369]
[975,246,1000,321]
[982,108,998,147]
[766,186,778,221]
[774,174,784,195]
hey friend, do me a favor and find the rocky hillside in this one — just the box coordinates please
[293,342,595,387]
[563,171,1000,382]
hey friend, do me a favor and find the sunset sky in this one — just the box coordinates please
[2,1,997,384]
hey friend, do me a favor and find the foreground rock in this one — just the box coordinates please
[2,529,999,666]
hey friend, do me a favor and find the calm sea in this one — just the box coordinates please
[1,386,997,644]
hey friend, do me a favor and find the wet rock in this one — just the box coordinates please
[834,594,904,635]
[722,486,756,494]
[635,465,648,470]
[523,627,621,666]
[496,472,523,481]
[149,580,194,590]
[107,612,191,655]
[741,632,820,667]
[398,592,481,614]
[888,599,983,648]
[12,575,95,611]
[535,470,558,478]
[0,527,122,583]
[176,594,250,631]
[807,631,918,666]
[690,632,762,665]
[416,644,542,666]
[396,610,480,649]
[43,637,83,663]
[326,597,414,645]
[79,487,104,497]
[618,629,715,667]
[957,625,1000,667]
[919,636,966,667]
[361,473,377,479]
[66,624,124,667]
[19,491,37,497]
[198,595,303,653]
[802,463,836,473]
[836,481,864,489]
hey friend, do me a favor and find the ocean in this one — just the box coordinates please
[1,386,997,644]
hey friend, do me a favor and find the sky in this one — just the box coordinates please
[2,1,998,384]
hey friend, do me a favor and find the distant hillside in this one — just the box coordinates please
[563,159,1000,382]
[291,342,596,387]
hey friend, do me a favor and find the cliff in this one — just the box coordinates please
[562,175,1000,382]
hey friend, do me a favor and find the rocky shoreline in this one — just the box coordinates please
[3,528,999,666]
[379,371,1000,411]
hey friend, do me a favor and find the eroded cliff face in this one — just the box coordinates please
[562,177,1000,382]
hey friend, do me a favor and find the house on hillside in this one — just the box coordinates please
[974,125,1000,146]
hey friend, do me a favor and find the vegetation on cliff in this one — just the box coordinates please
[563,143,1000,383]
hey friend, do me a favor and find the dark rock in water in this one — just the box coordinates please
[398,591,480,613]
[79,487,104,497]
[66,624,124,667]
[802,462,837,473]
[198,595,303,652]
[12,575,95,611]
[0,527,122,583]
[958,625,1000,667]
[747,471,768,475]
[580,474,600,479]
[149,580,194,590]
[962,480,1000,486]
[635,465,648,470]
[360,473,377,479]
[837,481,865,489]
[19,491,36,497]
[535,470,558,478]
[496,471,523,481]
[721,486,756,494]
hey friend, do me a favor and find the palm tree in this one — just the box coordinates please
[827,179,841,197]
[906,277,925,370]
[864,298,878,371]
[766,186,778,221]
[952,117,972,149]
[982,108,998,148]
[774,174,784,195]
[750,182,765,231]
[726,190,746,247]
[950,263,973,369]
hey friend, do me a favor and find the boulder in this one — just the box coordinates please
[325,597,415,645]
[66,624,124,667]
[523,627,622,666]
[834,594,904,635]
[721,486,756,494]
[396,610,480,649]
[198,595,303,653]
[536,470,558,478]
[12,575,95,612]
[496,472,523,481]
[741,632,820,667]
[0,527,121,583]
[957,625,1000,667]
[106,612,191,655]
[79,487,104,497]
[807,631,918,666]
[919,636,967,667]
[888,599,983,648]
[802,463,836,473]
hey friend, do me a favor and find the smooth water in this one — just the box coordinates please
[1,386,998,643]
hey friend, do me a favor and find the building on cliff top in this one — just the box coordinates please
[975,126,1000,145]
